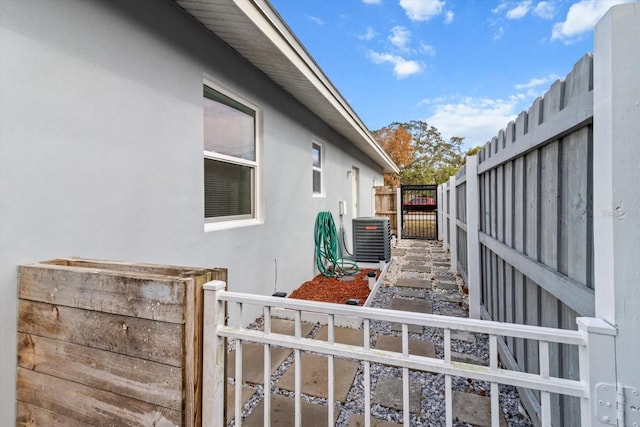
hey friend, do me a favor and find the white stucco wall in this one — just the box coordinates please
[0,0,383,422]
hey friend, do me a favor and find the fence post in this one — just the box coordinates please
[576,317,617,427]
[202,280,227,427]
[437,184,443,241]
[593,3,640,399]
[465,155,481,319]
[396,186,402,240]
[442,183,449,250]
[449,176,457,273]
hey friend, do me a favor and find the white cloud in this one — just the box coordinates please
[515,74,561,97]
[551,0,631,42]
[389,26,411,49]
[506,1,532,19]
[444,10,455,24]
[362,0,382,4]
[420,42,436,56]
[492,2,509,14]
[494,27,505,40]
[399,0,446,22]
[369,51,423,78]
[307,15,324,25]
[532,1,556,19]
[358,26,378,40]
[421,96,521,147]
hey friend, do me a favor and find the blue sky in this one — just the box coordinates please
[270,0,634,150]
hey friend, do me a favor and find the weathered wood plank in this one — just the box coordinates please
[504,161,513,247]
[40,258,216,278]
[17,368,182,426]
[540,289,561,424]
[513,157,525,252]
[559,128,590,286]
[560,305,581,425]
[18,300,184,366]
[19,264,187,323]
[17,333,182,410]
[504,265,515,351]
[540,141,559,269]
[17,401,87,427]
[514,270,525,369]
[525,150,538,259]
[525,278,540,377]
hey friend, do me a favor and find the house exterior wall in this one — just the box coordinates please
[0,0,383,422]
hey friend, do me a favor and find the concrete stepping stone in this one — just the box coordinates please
[452,330,476,343]
[375,335,435,357]
[227,344,293,385]
[390,298,432,314]
[242,393,337,427]
[433,261,450,267]
[434,273,456,282]
[452,352,487,366]
[348,414,403,427]
[433,281,458,290]
[438,293,462,303]
[439,305,467,318]
[389,298,432,334]
[391,248,406,257]
[261,318,315,336]
[399,288,425,298]
[276,353,359,401]
[453,391,507,427]
[314,325,365,346]
[401,271,426,280]
[402,264,431,273]
[405,255,426,261]
[396,278,431,289]
[227,319,315,384]
[225,384,256,424]
[372,376,422,412]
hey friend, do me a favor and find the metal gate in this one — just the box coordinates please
[401,184,438,239]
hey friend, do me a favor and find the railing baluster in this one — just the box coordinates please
[402,323,409,426]
[235,338,242,426]
[444,328,452,427]
[295,310,302,427]
[328,314,335,426]
[264,306,272,426]
[539,340,551,426]
[490,334,500,427]
[364,319,371,427]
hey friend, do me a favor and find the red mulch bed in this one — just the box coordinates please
[288,269,376,306]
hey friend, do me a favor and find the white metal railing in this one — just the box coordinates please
[202,281,616,427]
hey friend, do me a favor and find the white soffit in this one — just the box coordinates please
[175,0,399,174]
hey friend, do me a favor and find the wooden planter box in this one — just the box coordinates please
[16,258,226,427]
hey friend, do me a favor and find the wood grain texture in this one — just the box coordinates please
[17,333,182,410]
[18,299,184,366]
[17,368,182,426]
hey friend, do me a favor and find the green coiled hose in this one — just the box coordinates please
[314,211,359,277]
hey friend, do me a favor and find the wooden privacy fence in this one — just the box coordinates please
[439,5,640,425]
[441,53,595,426]
[201,281,616,427]
[374,186,398,236]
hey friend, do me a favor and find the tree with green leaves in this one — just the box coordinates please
[374,120,475,185]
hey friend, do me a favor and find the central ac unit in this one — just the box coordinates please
[352,217,391,262]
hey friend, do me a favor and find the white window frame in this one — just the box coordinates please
[203,78,263,232]
[312,139,324,197]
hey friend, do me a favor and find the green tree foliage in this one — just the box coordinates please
[374,120,467,185]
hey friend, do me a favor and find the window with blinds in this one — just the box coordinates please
[204,83,257,222]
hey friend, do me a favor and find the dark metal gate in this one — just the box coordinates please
[401,184,438,239]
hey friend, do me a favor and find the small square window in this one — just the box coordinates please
[312,143,322,194]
